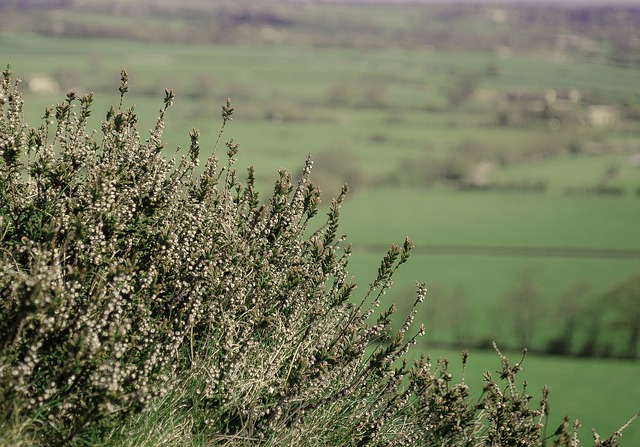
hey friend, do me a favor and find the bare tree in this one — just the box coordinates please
[444,71,480,108]
[422,283,443,344]
[578,304,604,358]
[546,281,591,355]
[603,271,640,359]
[448,286,472,347]
[502,268,545,350]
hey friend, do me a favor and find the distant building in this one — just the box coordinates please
[27,75,60,95]
[487,8,508,23]
[585,105,620,127]
[555,34,598,54]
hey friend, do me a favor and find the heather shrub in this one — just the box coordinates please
[0,65,637,446]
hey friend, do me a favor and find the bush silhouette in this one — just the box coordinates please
[0,65,636,446]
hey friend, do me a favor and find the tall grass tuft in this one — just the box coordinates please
[0,64,636,446]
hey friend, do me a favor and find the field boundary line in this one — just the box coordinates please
[353,244,640,259]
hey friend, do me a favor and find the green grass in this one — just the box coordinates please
[492,154,637,192]
[340,187,640,250]
[340,187,640,353]
[5,33,640,191]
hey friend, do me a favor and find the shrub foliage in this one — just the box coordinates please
[0,65,636,446]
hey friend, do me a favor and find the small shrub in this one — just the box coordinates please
[564,184,625,196]
[1,65,637,446]
[459,179,548,193]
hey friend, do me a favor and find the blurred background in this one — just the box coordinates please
[1,0,639,442]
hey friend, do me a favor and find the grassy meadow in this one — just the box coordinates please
[1,1,640,443]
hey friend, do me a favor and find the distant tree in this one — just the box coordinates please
[422,284,471,347]
[421,283,443,343]
[602,271,640,359]
[308,147,366,193]
[578,304,604,358]
[444,72,480,109]
[502,268,545,350]
[485,62,500,78]
[448,286,472,347]
[546,281,591,356]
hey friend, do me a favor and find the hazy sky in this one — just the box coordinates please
[325,0,640,4]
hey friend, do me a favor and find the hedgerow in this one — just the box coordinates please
[0,65,636,446]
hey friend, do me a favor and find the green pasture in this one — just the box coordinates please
[340,188,640,250]
[493,153,640,193]
[340,187,640,354]
[5,32,638,202]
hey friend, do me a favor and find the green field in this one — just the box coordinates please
[339,188,640,249]
[2,1,640,443]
